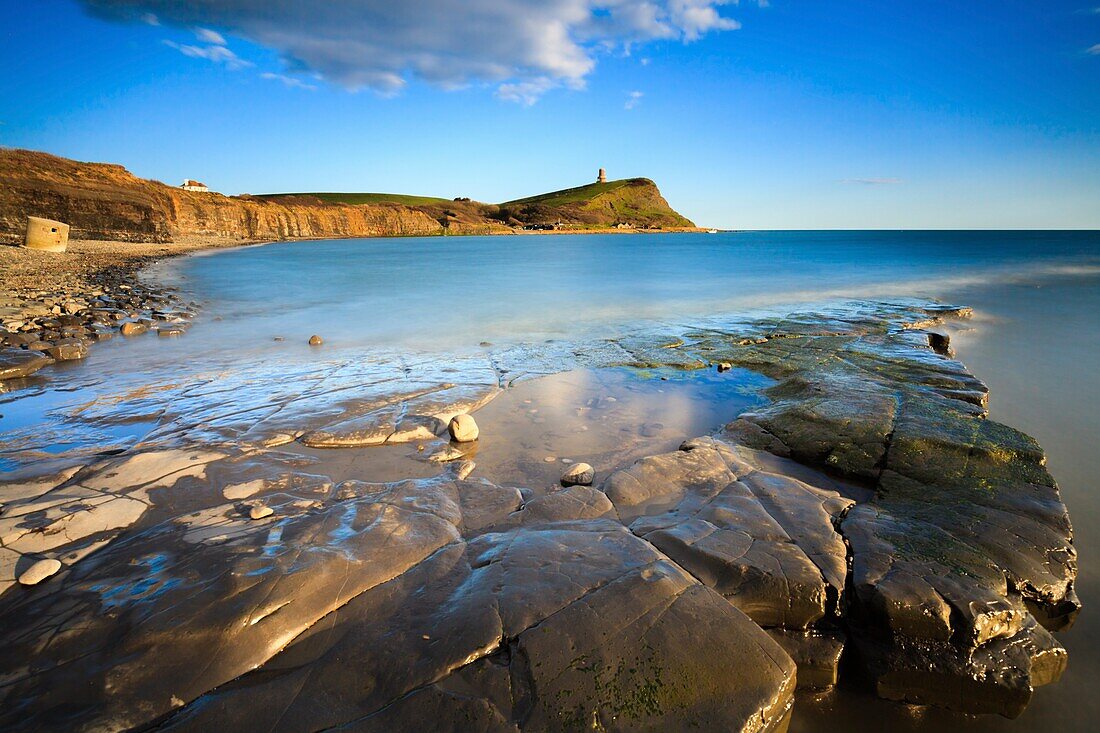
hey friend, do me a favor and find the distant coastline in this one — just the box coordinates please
[0,148,701,248]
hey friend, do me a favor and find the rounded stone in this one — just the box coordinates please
[717,362,732,373]
[561,462,595,487]
[308,335,323,346]
[448,413,479,443]
[249,504,274,520]
[18,558,63,586]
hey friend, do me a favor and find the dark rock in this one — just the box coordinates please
[0,348,53,380]
[766,629,846,690]
[43,338,88,361]
[927,331,952,355]
[604,437,852,629]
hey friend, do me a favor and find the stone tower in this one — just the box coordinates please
[597,168,607,184]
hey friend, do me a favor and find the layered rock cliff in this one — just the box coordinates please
[0,149,696,244]
[0,149,492,244]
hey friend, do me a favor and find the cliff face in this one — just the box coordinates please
[0,149,694,243]
[0,149,453,243]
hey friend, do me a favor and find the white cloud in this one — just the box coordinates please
[163,40,252,70]
[82,1,745,102]
[194,27,226,46]
[261,72,317,90]
[497,77,563,106]
[140,12,158,26]
[625,90,644,109]
[669,0,741,41]
[1088,43,1100,55]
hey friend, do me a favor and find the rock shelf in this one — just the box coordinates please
[0,299,1079,729]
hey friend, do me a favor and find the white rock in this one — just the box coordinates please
[249,504,274,520]
[561,462,595,487]
[448,413,479,443]
[18,558,62,586]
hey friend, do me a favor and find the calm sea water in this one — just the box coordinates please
[154,230,1100,351]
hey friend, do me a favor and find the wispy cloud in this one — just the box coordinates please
[83,1,747,103]
[162,28,251,70]
[497,77,562,106]
[1088,43,1100,55]
[261,72,317,90]
[624,90,644,110]
[194,27,226,46]
[841,177,904,185]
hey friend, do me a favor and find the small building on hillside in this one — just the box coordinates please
[24,216,69,252]
[597,168,607,184]
[181,179,209,193]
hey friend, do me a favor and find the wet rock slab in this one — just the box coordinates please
[0,298,1080,725]
[604,436,852,631]
[0,478,795,733]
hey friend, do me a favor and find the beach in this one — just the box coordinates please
[1,230,1097,731]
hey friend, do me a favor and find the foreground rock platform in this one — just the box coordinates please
[0,298,1079,728]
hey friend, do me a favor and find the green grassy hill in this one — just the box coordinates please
[502,179,635,207]
[257,177,695,230]
[499,178,695,229]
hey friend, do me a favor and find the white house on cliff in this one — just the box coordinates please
[181,179,209,192]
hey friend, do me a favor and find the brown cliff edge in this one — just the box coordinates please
[0,148,698,247]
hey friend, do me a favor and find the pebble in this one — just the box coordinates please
[456,460,476,480]
[717,362,732,372]
[308,335,323,346]
[560,462,595,487]
[448,414,479,442]
[249,504,274,520]
[18,558,63,586]
[544,456,557,463]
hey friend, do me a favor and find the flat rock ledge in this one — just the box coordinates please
[0,299,1079,728]
[604,301,1078,717]
[0,477,795,733]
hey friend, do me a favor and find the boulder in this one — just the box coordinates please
[18,559,62,586]
[43,338,88,361]
[448,413,479,443]
[0,349,53,380]
[560,462,595,486]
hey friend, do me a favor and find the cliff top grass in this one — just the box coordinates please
[257,192,454,207]
[502,179,642,207]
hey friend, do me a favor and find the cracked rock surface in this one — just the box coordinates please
[0,298,1080,727]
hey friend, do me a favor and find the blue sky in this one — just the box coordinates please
[1,0,1098,229]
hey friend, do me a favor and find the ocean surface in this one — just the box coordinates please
[4,229,1100,730]
[150,230,1100,351]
